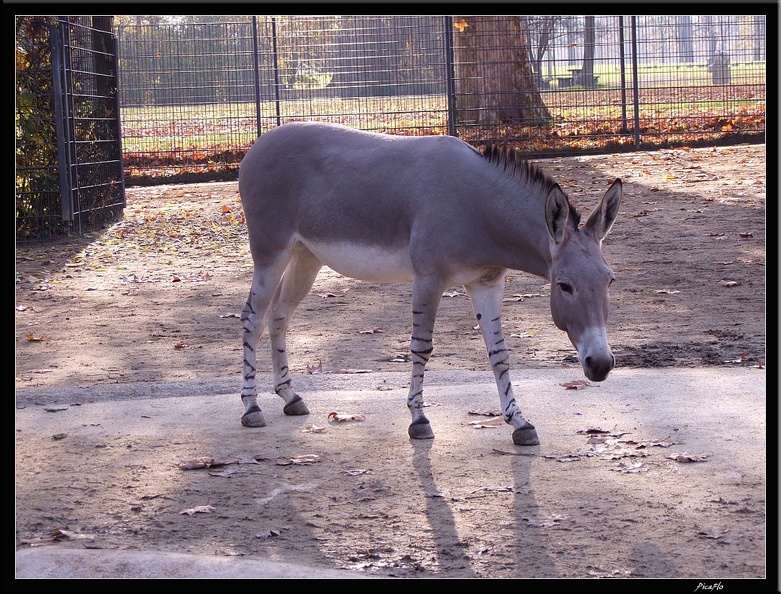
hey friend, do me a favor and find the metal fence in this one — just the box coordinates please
[115,15,766,183]
[16,16,125,237]
[99,15,766,185]
[117,15,766,180]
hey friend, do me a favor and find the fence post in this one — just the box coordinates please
[619,16,628,134]
[444,16,457,137]
[271,17,281,128]
[251,16,262,138]
[631,16,641,148]
[49,23,72,225]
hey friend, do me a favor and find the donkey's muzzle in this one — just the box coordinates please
[583,352,615,382]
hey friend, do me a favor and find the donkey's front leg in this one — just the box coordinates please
[465,275,540,446]
[407,276,445,439]
[240,256,290,428]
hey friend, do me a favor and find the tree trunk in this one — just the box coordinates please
[453,16,551,126]
[581,16,596,89]
[676,15,694,62]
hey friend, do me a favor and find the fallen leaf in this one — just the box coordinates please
[276,454,323,465]
[21,529,95,546]
[256,529,281,540]
[719,279,742,287]
[359,327,384,334]
[738,232,753,238]
[511,329,540,338]
[468,416,505,429]
[654,289,680,294]
[301,424,327,433]
[668,452,709,463]
[317,291,346,298]
[179,505,216,515]
[577,427,611,434]
[698,530,725,540]
[492,448,537,457]
[561,379,591,390]
[327,412,365,423]
[632,439,675,449]
[468,409,502,417]
[306,360,324,374]
[610,462,647,473]
[179,457,239,470]
[26,333,47,341]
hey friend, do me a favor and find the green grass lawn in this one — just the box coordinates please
[119,60,765,158]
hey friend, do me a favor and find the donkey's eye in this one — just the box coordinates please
[558,282,573,294]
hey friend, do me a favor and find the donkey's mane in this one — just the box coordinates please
[482,143,582,227]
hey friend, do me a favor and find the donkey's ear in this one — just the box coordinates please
[585,179,622,242]
[545,184,570,245]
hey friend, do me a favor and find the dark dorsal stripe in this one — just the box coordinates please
[482,143,582,227]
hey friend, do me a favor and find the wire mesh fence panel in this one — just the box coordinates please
[16,16,124,237]
[116,17,260,179]
[112,15,766,183]
[628,16,766,144]
[116,16,451,182]
[264,16,449,133]
[61,16,125,233]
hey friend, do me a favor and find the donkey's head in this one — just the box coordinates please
[545,179,622,382]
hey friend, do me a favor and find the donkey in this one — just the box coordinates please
[238,122,621,446]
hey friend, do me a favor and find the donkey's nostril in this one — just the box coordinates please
[584,354,612,382]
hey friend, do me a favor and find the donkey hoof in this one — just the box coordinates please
[241,409,266,427]
[512,426,540,446]
[408,420,435,440]
[283,395,310,416]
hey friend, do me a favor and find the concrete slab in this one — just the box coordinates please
[16,368,766,579]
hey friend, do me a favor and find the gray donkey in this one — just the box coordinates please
[238,122,621,446]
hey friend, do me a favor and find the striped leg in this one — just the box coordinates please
[240,254,290,427]
[407,276,445,439]
[268,246,322,416]
[465,276,540,446]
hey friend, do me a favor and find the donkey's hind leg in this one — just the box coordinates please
[240,254,292,427]
[268,245,323,416]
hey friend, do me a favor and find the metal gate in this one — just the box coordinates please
[16,16,125,238]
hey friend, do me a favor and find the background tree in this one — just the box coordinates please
[453,15,551,126]
[522,16,556,89]
[581,16,596,88]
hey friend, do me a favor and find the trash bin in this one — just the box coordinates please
[707,52,731,84]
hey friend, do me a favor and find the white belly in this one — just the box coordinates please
[303,240,414,283]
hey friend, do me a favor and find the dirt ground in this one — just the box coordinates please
[15,143,766,578]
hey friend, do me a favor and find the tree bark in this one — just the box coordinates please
[581,16,596,89]
[453,16,551,126]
